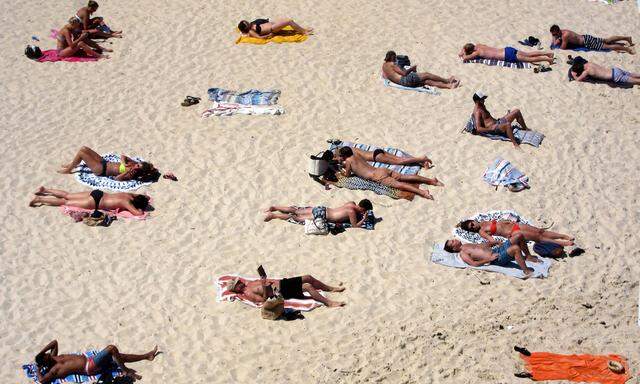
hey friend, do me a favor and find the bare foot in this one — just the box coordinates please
[264,213,275,222]
[304,28,314,35]
[449,80,460,89]
[430,178,445,187]
[327,300,346,307]
[34,186,46,195]
[147,346,159,361]
[102,47,113,53]
[420,190,434,200]
[29,198,41,207]
[630,46,636,55]
[57,166,72,174]
[330,283,346,292]
[264,206,276,213]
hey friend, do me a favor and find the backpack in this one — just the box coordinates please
[25,45,43,60]
[395,55,410,68]
[533,242,564,258]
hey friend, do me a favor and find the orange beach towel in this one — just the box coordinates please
[521,352,629,384]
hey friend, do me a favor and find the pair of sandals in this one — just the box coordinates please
[533,65,552,73]
[181,96,200,107]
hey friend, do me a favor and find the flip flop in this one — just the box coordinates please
[181,96,200,107]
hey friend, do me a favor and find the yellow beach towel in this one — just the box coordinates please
[235,26,308,45]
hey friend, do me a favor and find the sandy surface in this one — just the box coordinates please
[1,0,640,383]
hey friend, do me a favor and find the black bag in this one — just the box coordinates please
[25,45,43,60]
[395,55,410,68]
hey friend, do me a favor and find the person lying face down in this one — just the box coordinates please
[471,91,532,149]
[549,24,634,53]
[443,232,540,277]
[337,147,443,200]
[33,339,159,384]
[227,274,345,307]
[459,43,554,65]
[571,59,640,86]
[264,200,373,227]
[237,18,313,39]
[458,219,575,247]
[381,50,460,89]
[29,186,150,216]
[332,146,433,168]
[58,146,162,182]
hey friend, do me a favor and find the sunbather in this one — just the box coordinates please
[550,25,634,54]
[227,274,345,307]
[58,146,162,182]
[29,187,150,216]
[338,147,442,200]
[74,1,122,39]
[33,339,158,383]
[444,232,539,277]
[458,219,575,246]
[571,59,640,86]
[332,146,433,168]
[237,18,312,38]
[459,43,554,65]
[472,91,530,148]
[56,17,109,58]
[264,200,373,227]
[382,51,460,89]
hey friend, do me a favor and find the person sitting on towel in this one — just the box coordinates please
[331,146,433,168]
[459,43,554,65]
[237,18,313,38]
[337,147,443,200]
[458,219,575,247]
[264,200,373,227]
[29,186,150,216]
[382,51,460,89]
[444,233,540,277]
[549,25,634,54]
[570,59,640,86]
[74,1,122,39]
[33,339,159,383]
[56,17,110,59]
[472,91,532,149]
[57,146,165,182]
[227,274,345,307]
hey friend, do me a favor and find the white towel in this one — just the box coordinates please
[202,102,285,117]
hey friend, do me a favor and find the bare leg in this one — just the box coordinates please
[510,232,538,262]
[603,43,635,54]
[106,345,158,380]
[84,39,113,52]
[35,187,69,198]
[518,50,554,59]
[300,275,345,292]
[375,153,431,167]
[503,108,529,130]
[264,212,293,222]
[301,283,345,307]
[58,45,82,58]
[76,41,107,58]
[496,123,520,149]
[387,179,433,200]
[397,173,444,186]
[424,79,459,89]
[270,18,310,34]
[540,229,574,241]
[265,205,298,214]
[59,146,104,174]
[29,196,66,207]
[507,243,533,276]
[516,52,554,65]
[604,35,633,45]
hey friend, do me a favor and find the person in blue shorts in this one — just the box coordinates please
[459,43,554,65]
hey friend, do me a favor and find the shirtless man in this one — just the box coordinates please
[227,274,345,307]
[264,199,373,228]
[332,146,433,168]
[571,59,640,86]
[550,25,634,54]
[472,91,530,148]
[29,186,150,216]
[74,1,122,39]
[33,340,158,383]
[338,147,443,199]
[459,43,554,65]
[382,51,460,89]
[444,232,539,277]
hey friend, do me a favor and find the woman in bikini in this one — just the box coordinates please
[74,0,122,39]
[458,219,575,246]
[29,186,150,216]
[56,17,110,58]
[237,18,313,38]
[57,146,162,182]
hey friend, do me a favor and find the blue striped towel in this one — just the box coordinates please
[381,77,440,95]
[550,44,609,52]
[207,88,281,105]
[463,116,544,147]
[327,140,422,175]
[482,157,529,188]
[74,153,152,192]
[463,58,531,69]
[22,350,122,384]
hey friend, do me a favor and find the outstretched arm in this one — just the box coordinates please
[479,228,499,245]
[36,340,58,359]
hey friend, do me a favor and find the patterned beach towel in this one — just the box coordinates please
[430,243,552,279]
[482,157,529,189]
[332,172,414,200]
[73,153,152,192]
[286,208,377,231]
[452,210,532,244]
[216,275,323,311]
[202,102,285,117]
[235,26,308,44]
[463,58,532,69]
[463,115,544,147]
[381,78,440,95]
[60,204,150,221]
[327,140,422,175]
[207,88,281,105]
[22,350,122,384]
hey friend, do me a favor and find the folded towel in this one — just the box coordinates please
[463,58,531,69]
[381,78,440,95]
[60,205,149,221]
[216,275,323,311]
[453,210,532,244]
[286,208,377,231]
[463,115,544,147]
[327,140,422,175]
[235,26,308,44]
[37,50,99,63]
[331,172,414,200]
[202,102,285,117]
[207,88,281,105]
[22,350,122,384]
[73,153,152,192]
[430,243,551,279]
[482,158,529,189]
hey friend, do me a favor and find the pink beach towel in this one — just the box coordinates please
[37,50,99,63]
[60,205,149,220]
[216,275,323,311]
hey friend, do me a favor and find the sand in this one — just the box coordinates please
[1,0,640,383]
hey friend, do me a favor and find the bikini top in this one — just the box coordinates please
[119,163,127,174]
[489,220,497,235]
[251,18,269,34]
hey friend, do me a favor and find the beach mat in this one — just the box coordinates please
[37,50,99,63]
[463,116,544,147]
[22,350,121,384]
[520,352,629,383]
[73,153,152,192]
[207,88,281,105]
[286,208,377,231]
[381,78,440,95]
[235,26,308,44]
[550,44,610,52]
[463,58,532,69]
[327,140,422,175]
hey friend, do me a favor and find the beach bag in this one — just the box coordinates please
[304,217,328,235]
[25,45,43,60]
[82,211,112,227]
[533,242,564,258]
[261,296,285,320]
[307,151,330,177]
[396,55,410,68]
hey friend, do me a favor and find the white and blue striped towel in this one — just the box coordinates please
[463,115,544,147]
[328,140,422,175]
[463,58,532,69]
[22,350,122,384]
[482,157,529,189]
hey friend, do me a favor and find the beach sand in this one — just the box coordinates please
[1,0,639,382]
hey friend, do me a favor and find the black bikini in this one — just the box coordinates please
[89,189,104,217]
[373,148,384,162]
[99,158,108,176]
[252,18,269,34]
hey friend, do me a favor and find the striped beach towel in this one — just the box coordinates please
[22,350,122,384]
[464,58,532,69]
[463,115,544,147]
[452,210,532,244]
[207,88,281,105]
[216,275,323,311]
[482,157,529,189]
[381,78,440,95]
[327,140,422,175]
[74,153,152,192]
